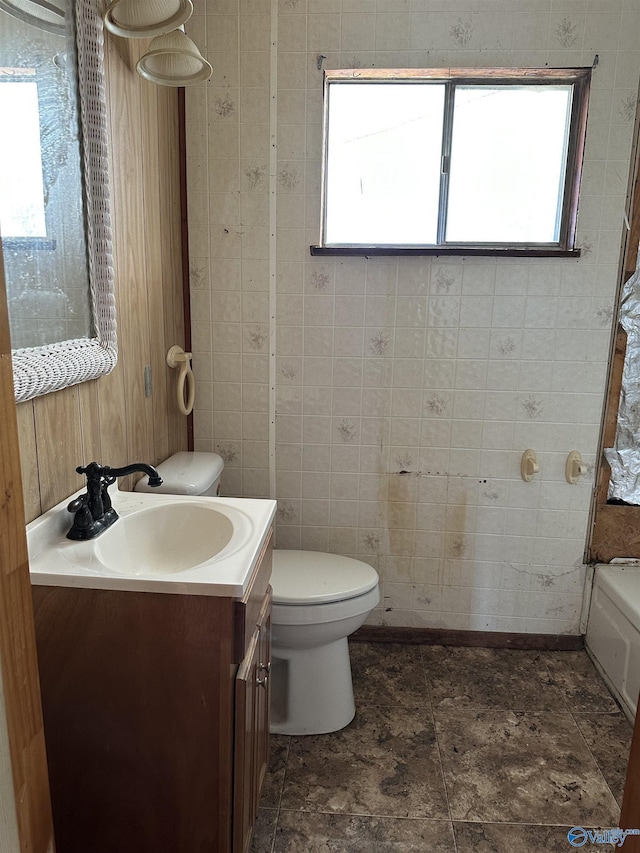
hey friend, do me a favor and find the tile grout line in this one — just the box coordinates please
[271,803,620,830]
[267,735,291,852]
[568,703,627,814]
[539,651,575,716]
[540,647,628,809]
[418,644,459,851]
[268,0,278,502]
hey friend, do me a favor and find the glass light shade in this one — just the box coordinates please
[0,0,65,35]
[136,29,212,87]
[103,0,192,38]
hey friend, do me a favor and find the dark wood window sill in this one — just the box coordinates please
[310,245,581,258]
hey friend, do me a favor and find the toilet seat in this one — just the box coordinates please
[271,550,378,605]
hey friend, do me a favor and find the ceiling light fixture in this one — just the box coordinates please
[0,0,65,35]
[136,27,212,87]
[103,0,192,39]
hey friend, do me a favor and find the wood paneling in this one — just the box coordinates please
[141,77,170,466]
[0,233,54,850]
[15,30,188,522]
[32,386,83,514]
[166,90,192,451]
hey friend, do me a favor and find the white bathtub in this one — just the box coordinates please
[585,563,640,723]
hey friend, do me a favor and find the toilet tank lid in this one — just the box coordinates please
[271,550,379,605]
[134,451,224,495]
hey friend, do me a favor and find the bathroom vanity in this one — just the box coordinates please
[27,487,275,853]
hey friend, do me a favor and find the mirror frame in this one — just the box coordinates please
[9,0,117,403]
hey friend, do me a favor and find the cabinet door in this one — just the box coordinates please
[233,590,271,853]
[254,596,271,809]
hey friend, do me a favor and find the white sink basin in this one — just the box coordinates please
[27,485,276,597]
[94,503,235,575]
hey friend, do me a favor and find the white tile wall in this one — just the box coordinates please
[186,0,640,634]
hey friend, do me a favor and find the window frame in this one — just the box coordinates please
[312,67,591,258]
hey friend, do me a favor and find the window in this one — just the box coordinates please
[0,69,48,241]
[313,68,591,257]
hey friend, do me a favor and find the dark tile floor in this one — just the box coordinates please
[251,643,633,853]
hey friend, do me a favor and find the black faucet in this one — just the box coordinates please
[67,461,163,541]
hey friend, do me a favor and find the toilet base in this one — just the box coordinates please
[269,637,355,735]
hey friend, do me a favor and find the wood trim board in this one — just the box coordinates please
[588,87,640,562]
[0,238,54,851]
[351,625,584,651]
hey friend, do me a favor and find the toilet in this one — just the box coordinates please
[135,451,380,736]
[135,450,225,497]
[269,549,379,735]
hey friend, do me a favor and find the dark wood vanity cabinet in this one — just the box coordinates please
[234,590,271,853]
[31,529,273,853]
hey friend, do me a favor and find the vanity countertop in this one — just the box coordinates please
[27,484,276,598]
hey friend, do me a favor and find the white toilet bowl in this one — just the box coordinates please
[270,549,380,736]
[135,453,380,736]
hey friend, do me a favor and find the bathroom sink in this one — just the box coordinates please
[94,503,235,575]
[27,486,276,597]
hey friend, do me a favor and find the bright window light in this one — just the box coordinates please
[0,74,47,239]
[447,86,572,244]
[318,69,590,255]
[325,82,445,246]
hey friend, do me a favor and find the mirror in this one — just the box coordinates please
[0,0,116,402]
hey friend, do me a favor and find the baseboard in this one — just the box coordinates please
[351,625,584,651]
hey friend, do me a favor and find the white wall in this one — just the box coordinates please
[185,0,640,634]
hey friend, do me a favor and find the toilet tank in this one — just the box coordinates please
[134,451,224,496]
